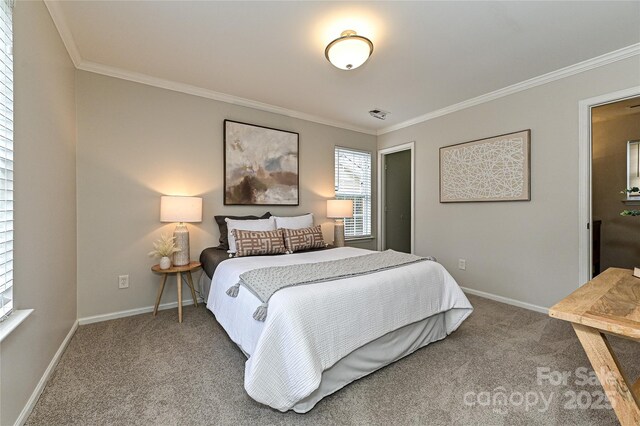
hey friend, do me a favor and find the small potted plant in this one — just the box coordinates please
[619,188,640,277]
[148,233,180,270]
[621,187,640,216]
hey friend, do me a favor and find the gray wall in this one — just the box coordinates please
[592,111,640,271]
[4,4,638,420]
[1,1,78,424]
[378,57,640,309]
[76,71,377,319]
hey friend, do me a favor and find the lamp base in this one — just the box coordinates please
[173,223,190,266]
[333,219,345,247]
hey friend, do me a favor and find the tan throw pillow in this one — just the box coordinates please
[283,225,326,253]
[232,229,286,257]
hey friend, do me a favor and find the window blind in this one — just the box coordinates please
[334,147,371,238]
[0,0,13,321]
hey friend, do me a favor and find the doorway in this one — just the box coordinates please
[578,86,640,285]
[591,96,640,277]
[378,142,415,253]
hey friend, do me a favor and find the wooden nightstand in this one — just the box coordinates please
[151,261,201,323]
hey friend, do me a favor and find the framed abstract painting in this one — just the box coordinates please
[440,129,531,203]
[224,120,299,205]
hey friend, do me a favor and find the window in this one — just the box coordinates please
[0,0,12,321]
[334,147,371,238]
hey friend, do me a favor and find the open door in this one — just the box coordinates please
[578,87,640,286]
[384,150,411,252]
[378,142,415,253]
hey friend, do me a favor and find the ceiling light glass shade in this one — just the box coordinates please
[325,30,373,70]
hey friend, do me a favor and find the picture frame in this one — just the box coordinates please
[224,120,299,205]
[439,129,531,203]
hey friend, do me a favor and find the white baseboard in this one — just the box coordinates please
[78,297,205,325]
[14,319,79,426]
[461,286,549,315]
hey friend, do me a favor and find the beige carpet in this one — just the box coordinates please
[26,294,638,425]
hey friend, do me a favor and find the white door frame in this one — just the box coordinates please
[377,142,415,253]
[578,86,640,286]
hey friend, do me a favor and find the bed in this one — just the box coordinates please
[203,246,473,413]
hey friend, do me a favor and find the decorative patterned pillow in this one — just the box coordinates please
[282,225,326,253]
[232,229,287,257]
[226,217,276,253]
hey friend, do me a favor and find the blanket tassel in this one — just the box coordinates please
[253,303,268,321]
[226,283,240,297]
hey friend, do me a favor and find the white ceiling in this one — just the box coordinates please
[48,1,640,134]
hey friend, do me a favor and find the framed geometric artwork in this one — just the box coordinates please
[439,129,531,203]
[224,120,299,205]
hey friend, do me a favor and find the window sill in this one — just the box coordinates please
[0,309,34,343]
[345,236,376,242]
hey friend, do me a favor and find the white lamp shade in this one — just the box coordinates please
[325,31,373,71]
[160,196,203,223]
[327,199,353,218]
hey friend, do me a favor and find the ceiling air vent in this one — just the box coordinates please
[369,109,389,120]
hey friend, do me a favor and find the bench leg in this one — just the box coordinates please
[572,323,640,426]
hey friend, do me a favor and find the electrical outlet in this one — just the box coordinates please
[118,275,129,289]
[458,259,466,270]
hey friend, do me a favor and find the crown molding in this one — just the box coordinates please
[377,43,640,135]
[42,0,639,138]
[77,60,376,135]
[42,0,375,136]
[43,0,81,67]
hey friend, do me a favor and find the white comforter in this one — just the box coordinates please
[208,247,473,411]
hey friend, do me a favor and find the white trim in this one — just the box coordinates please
[345,236,375,242]
[14,319,79,426]
[77,60,376,136]
[78,297,204,325]
[577,86,640,287]
[0,309,33,343]
[44,0,374,135]
[461,286,548,315]
[43,0,81,67]
[378,43,640,135]
[377,142,415,253]
[41,0,640,139]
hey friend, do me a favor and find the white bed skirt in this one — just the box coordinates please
[292,312,448,413]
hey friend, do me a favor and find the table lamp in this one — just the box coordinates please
[327,199,353,247]
[160,196,203,266]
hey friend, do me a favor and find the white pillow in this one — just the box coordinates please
[226,217,276,254]
[273,213,314,230]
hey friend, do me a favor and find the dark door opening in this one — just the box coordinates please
[384,150,411,253]
[591,96,640,276]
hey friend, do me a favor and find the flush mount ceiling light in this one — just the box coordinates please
[325,30,373,70]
